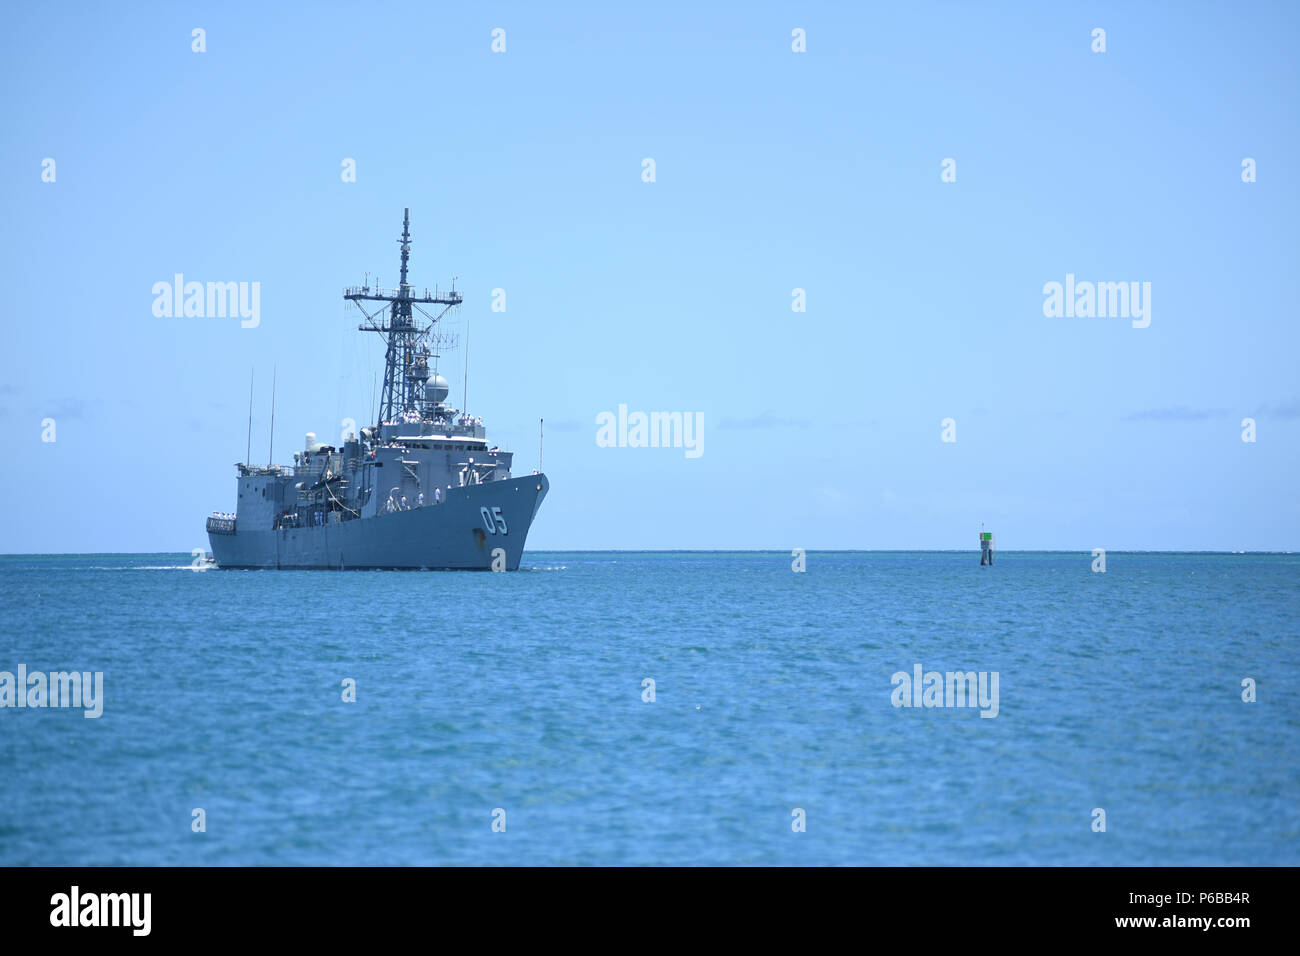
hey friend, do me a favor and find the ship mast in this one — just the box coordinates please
[344,208,462,427]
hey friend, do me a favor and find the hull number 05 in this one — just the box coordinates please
[481,506,508,534]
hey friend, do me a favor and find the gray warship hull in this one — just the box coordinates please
[209,474,548,570]
[205,209,549,571]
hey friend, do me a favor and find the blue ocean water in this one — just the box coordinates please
[0,551,1296,866]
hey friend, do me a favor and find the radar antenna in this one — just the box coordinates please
[344,208,462,426]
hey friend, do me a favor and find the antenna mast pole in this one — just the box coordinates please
[267,366,276,467]
[344,208,462,427]
[245,369,254,465]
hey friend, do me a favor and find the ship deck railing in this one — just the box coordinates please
[344,285,463,304]
[237,463,289,477]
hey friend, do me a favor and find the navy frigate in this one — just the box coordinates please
[205,209,548,569]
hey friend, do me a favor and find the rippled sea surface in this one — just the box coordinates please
[0,552,1296,866]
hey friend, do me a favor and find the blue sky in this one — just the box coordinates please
[2,1,1297,552]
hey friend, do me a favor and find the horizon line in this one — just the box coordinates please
[1,549,1295,557]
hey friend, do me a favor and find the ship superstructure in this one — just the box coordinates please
[204,209,548,569]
